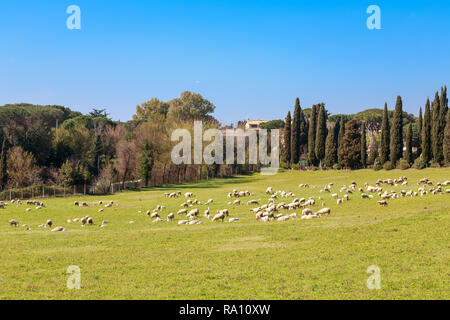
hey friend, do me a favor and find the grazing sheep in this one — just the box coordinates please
[247,200,259,205]
[212,212,226,222]
[205,199,214,205]
[229,218,239,223]
[277,215,290,222]
[45,220,53,228]
[26,208,31,212]
[150,212,160,219]
[316,208,331,216]
[167,213,175,221]
[178,220,189,225]
[377,200,388,206]
[301,214,319,220]
[184,192,193,198]
[177,209,188,215]
[232,199,241,206]
[266,187,273,194]
[74,201,79,206]
[337,199,343,205]
[187,208,200,217]
[9,219,19,227]
[51,227,66,232]
[302,208,313,216]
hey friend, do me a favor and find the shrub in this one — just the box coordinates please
[413,157,427,170]
[383,161,394,171]
[333,163,342,170]
[397,159,410,170]
[373,158,383,171]
[291,163,301,171]
[429,161,441,168]
[280,162,289,169]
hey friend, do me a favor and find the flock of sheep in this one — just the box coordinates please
[2,176,449,232]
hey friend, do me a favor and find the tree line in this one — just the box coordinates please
[282,86,449,170]
[0,92,258,194]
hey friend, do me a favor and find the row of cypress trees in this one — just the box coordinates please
[378,86,448,167]
[282,99,329,167]
[282,86,449,170]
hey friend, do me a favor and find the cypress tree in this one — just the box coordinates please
[380,103,390,164]
[290,99,301,164]
[282,111,292,165]
[422,98,432,165]
[325,124,337,168]
[338,120,361,169]
[315,104,327,164]
[307,105,318,165]
[444,111,450,164]
[431,92,443,163]
[361,122,367,168]
[0,138,7,190]
[438,86,448,162]
[299,108,308,156]
[417,107,423,157]
[390,96,403,164]
[405,123,413,164]
[337,116,345,165]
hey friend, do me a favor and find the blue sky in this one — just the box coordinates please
[1,0,449,124]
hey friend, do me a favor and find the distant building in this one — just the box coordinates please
[245,119,269,130]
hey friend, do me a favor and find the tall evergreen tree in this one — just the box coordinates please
[140,139,154,187]
[360,122,367,168]
[417,107,423,157]
[337,116,345,165]
[291,99,301,164]
[282,111,292,165]
[438,86,448,163]
[422,98,432,165]
[307,105,318,165]
[431,91,443,163]
[325,124,337,168]
[299,108,308,156]
[390,96,403,164]
[0,138,7,190]
[380,103,390,164]
[338,120,361,169]
[444,111,450,164]
[405,123,413,164]
[315,104,327,164]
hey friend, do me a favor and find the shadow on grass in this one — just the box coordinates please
[125,175,259,193]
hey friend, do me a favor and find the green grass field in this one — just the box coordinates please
[0,168,449,300]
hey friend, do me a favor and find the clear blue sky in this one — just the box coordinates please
[1,0,449,124]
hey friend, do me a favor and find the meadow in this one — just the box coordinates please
[0,168,449,300]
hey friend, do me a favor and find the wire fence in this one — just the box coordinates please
[0,164,259,201]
